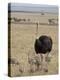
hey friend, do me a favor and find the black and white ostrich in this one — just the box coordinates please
[34,35,53,72]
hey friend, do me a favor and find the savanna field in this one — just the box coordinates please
[8,12,58,76]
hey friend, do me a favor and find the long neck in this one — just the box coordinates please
[35,23,38,39]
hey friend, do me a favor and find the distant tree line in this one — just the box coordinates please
[48,18,58,25]
[8,17,58,25]
[8,17,30,22]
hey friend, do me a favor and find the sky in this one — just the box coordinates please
[8,3,58,13]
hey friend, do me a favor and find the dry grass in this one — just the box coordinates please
[9,12,58,77]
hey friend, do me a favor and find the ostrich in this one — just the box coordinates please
[34,35,53,72]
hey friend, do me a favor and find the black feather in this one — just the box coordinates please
[34,35,53,54]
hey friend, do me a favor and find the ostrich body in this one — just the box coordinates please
[34,35,53,72]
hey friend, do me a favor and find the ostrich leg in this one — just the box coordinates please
[43,53,48,72]
[45,53,49,72]
[40,54,43,71]
[40,54,48,72]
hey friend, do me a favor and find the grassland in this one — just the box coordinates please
[8,12,58,77]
